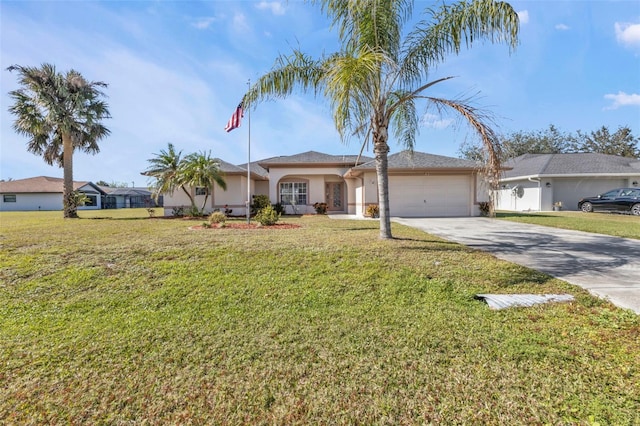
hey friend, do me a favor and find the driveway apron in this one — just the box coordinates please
[392,217,640,314]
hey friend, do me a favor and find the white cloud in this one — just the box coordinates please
[555,23,570,31]
[517,10,529,25]
[232,13,250,33]
[421,113,454,129]
[192,17,217,30]
[603,91,640,110]
[615,22,640,49]
[256,1,286,16]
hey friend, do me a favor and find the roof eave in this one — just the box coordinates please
[500,172,640,182]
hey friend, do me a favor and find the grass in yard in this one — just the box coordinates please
[1,211,639,424]
[497,210,640,239]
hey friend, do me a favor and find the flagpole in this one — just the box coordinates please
[246,79,251,224]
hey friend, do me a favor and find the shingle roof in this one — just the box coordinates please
[236,161,269,179]
[0,176,93,194]
[216,158,248,174]
[258,151,372,167]
[502,153,640,178]
[102,187,153,196]
[353,150,479,171]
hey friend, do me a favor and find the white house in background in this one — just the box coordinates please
[161,150,492,217]
[0,176,105,211]
[495,153,640,212]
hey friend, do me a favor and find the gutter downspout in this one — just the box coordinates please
[528,177,541,211]
[358,176,366,217]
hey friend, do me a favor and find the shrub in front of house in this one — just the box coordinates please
[365,204,379,218]
[272,203,285,215]
[209,211,227,225]
[255,205,280,226]
[186,205,203,217]
[313,202,328,214]
[172,206,185,217]
[478,202,491,217]
[251,195,271,214]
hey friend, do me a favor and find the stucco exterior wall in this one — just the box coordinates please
[210,177,243,210]
[495,180,541,211]
[161,176,268,217]
[0,193,62,211]
[549,177,628,211]
[0,193,102,211]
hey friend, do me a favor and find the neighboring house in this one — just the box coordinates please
[101,187,162,209]
[495,153,640,212]
[160,150,492,217]
[0,176,106,211]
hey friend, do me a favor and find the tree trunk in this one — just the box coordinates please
[180,185,197,211]
[62,132,78,218]
[373,115,392,239]
[201,193,209,212]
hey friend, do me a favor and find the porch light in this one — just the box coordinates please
[545,182,551,188]
[633,181,638,187]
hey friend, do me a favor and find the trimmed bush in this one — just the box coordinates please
[365,204,379,218]
[255,205,280,226]
[209,211,227,225]
[313,202,328,214]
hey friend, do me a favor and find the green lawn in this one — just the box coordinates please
[1,210,638,424]
[497,210,640,240]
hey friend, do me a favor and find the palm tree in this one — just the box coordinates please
[144,144,227,214]
[180,151,227,212]
[7,63,111,218]
[246,0,519,238]
[143,143,196,208]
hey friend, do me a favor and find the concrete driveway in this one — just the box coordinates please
[392,217,640,314]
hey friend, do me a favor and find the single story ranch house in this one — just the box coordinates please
[0,176,159,212]
[161,150,493,218]
[0,176,106,211]
[495,153,640,212]
[7,152,635,216]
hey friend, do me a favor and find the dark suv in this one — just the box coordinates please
[578,188,640,215]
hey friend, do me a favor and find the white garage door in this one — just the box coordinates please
[389,175,471,217]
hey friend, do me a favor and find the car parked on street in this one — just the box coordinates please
[578,188,640,215]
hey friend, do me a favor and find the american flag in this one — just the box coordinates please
[224,102,244,132]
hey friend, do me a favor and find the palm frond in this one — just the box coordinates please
[388,92,418,151]
[246,50,325,106]
[424,96,503,188]
[400,0,519,87]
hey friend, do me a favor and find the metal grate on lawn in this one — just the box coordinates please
[475,293,575,310]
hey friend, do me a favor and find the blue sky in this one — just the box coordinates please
[1,0,639,186]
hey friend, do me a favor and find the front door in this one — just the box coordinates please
[325,182,344,211]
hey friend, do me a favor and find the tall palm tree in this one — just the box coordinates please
[246,0,519,238]
[7,63,111,218]
[143,143,196,208]
[180,151,227,212]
